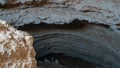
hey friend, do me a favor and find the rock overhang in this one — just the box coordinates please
[0,0,119,27]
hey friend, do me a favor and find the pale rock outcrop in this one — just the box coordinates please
[0,20,37,68]
[0,0,120,27]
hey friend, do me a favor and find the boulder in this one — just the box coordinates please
[0,20,37,68]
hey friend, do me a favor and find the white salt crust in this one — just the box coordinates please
[0,19,36,68]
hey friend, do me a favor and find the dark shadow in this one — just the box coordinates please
[38,53,103,68]
[18,19,110,31]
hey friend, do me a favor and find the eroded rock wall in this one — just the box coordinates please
[18,20,120,68]
[0,0,120,26]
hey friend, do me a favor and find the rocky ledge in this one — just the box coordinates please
[0,0,120,27]
[0,20,37,68]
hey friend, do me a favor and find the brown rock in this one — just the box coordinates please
[0,20,37,68]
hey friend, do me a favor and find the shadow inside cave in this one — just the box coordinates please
[18,19,118,68]
[37,53,103,68]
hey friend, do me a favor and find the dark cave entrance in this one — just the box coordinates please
[18,19,111,68]
[37,53,102,68]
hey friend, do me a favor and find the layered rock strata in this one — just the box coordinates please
[18,20,120,68]
[0,0,120,27]
[0,20,37,68]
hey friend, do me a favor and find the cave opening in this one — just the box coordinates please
[37,53,102,68]
[18,19,110,31]
[17,19,115,68]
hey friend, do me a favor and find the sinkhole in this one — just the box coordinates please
[18,19,120,68]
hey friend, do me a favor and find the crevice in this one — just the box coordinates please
[0,3,21,9]
[0,0,50,9]
[18,19,110,31]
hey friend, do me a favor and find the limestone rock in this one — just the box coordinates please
[0,20,37,68]
[0,0,120,26]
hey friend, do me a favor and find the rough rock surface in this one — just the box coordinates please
[0,0,120,68]
[0,20,37,68]
[0,0,120,27]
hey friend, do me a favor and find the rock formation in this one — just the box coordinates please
[18,20,120,68]
[0,0,120,68]
[0,0,120,26]
[0,20,37,68]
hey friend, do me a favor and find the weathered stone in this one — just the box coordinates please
[0,0,120,27]
[0,20,37,68]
